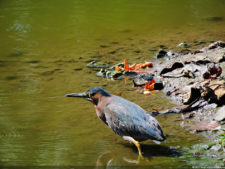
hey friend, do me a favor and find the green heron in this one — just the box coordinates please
[66,87,165,158]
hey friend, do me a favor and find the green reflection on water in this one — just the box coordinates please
[0,0,225,167]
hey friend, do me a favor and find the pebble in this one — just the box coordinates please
[214,106,225,121]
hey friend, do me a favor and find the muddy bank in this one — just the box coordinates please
[88,41,225,167]
[153,41,225,167]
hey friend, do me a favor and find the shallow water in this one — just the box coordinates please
[0,0,225,167]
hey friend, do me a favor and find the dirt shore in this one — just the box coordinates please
[153,41,225,167]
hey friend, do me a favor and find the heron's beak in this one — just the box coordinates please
[65,92,92,101]
[65,92,87,98]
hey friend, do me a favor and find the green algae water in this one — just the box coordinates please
[0,0,225,167]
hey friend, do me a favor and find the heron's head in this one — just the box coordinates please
[65,87,112,105]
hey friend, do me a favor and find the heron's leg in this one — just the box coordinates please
[122,136,144,159]
[135,141,143,158]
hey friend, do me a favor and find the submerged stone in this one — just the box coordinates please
[96,69,106,77]
[177,42,190,48]
[106,71,123,80]
[86,61,109,68]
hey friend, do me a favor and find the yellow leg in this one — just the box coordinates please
[122,136,145,160]
[135,141,144,159]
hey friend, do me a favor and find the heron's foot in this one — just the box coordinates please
[135,141,144,158]
[138,153,144,160]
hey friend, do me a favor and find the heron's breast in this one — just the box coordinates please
[95,106,107,125]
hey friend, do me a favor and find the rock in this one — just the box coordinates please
[214,106,225,121]
[96,69,106,77]
[123,71,137,77]
[160,62,184,75]
[194,121,221,131]
[184,88,201,105]
[208,80,225,102]
[143,90,151,95]
[210,144,222,151]
[194,40,206,46]
[220,62,225,77]
[154,49,168,59]
[86,61,109,68]
[106,71,123,80]
[208,41,225,49]
[177,43,190,48]
[200,41,225,51]
[179,49,191,55]
[136,74,154,83]
[167,51,177,57]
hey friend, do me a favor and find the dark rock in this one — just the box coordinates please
[154,49,168,59]
[184,88,201,105]
[106,71,123,80]
[208,41,225,49]
[154,82,164,90]
[160,62,184,75]
[123,71,137,77]
[200,41,225,51]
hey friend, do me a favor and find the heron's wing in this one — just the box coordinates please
[104,97,165,141]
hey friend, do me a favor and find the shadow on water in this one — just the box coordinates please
[123,143,181,159]
[95,143,182,168]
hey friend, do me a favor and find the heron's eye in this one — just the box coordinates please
[91,93,96,97]
[89,93,96,97]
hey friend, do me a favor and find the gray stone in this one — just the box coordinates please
[177,42,190,48]
[86,61,109,68]
[214,106,225,121]
[210,144,222,151]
